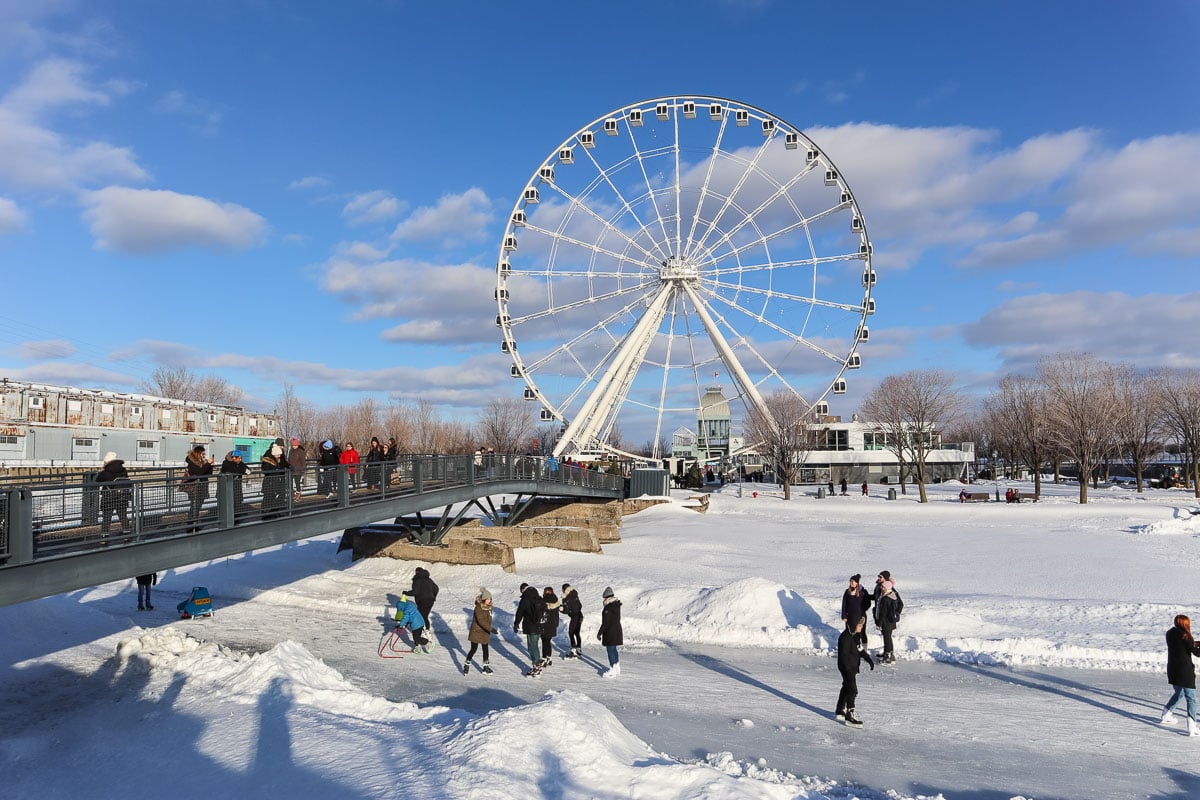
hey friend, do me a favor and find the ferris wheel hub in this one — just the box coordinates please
[659,255,699,282]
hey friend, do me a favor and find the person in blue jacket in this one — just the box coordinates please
[395,592,432,653]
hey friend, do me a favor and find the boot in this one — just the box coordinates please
[1188,717,1199,737]
[481,662,493,675]
[1161,707,1179,725]
[463,662,471,675]
[844,709,864,728]
[603,663,621,678]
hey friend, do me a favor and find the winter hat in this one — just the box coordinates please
[291,437,300,447]
[602,586,614,598]
[399,592,408,603]
[322,439,333,450]
[270,444,283,457]
[878,570,891,581]
[880,580,895,594]
[850,574,862,584]
[479,588,492,603]
[103,451,118,465]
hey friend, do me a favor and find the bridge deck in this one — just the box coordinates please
[0,454,624,607]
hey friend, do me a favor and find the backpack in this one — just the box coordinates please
[889,590,904,624]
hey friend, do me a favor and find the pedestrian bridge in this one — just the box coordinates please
[0,454,623,607]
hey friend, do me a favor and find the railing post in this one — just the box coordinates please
[217,473,235,529]
[337,465,350,507]
[413,459,423,494]
[6,488,34,565]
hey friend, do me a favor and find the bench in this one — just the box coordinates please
[961,492,991,503]
[683,494,710,514]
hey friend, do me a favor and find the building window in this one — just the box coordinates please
[137,440,156,449]
[0,434,18,445]
[74,438,95,447]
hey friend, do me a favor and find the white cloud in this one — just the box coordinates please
[11,338,75,360]
[0,197,27,233]
[83,187,267,254]
[390,187,493,247]
[0,58,147,193]
[961,291,1200,371]
[288,175,330,191]
[342,190,400,226]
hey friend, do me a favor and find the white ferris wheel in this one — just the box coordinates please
[495,95,875,460]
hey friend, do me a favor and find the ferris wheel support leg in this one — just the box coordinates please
[554,284,674,456]
[680,283,778,433]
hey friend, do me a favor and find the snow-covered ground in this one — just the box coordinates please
[4,479,1200,799]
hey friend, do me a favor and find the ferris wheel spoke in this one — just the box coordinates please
[555,283,675,455]
[524,223,658,272]
[509,279,656,327]
[518,288,658,374]
[695,305,810,401]
[617,118,676,261]
[700,280,864,314]
[695,200,844,267]
[707,251,863,278]
[699,285,846,364]
[691,160,824,263]
[683,133,776,263]
[539,182,666,265]
[682,112,732,263]
[679,283,777,431]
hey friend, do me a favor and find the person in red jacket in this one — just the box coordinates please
[340,442,360,489]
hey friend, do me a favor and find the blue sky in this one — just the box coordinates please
[1,0,1198,442]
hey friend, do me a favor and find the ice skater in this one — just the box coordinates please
[395,592,432,654]
[836,616,874,727]
[597,586,623,677]
[561,583,584,658]
[463,588,496,675]
[1161,613,1200,735]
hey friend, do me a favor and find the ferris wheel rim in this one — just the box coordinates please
[496,95,874,458]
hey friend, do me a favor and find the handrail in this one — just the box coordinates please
[0,453,623,567]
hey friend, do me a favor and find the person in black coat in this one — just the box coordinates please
[182,445,214,533]
[872,571,904,663]
[260,442,289,520]
[561,583,584,658]
[540,587,561,663]
[840,574,873,648]
[597,586,623,677]
[513,583,545,674]
[219,450,249,517]
[1161,614,1200,733]
[136,572,157,611]
[95,452,132,536]
[409,567,439,639]
[836,617,874,727]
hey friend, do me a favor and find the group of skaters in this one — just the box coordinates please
[836,571,904,727]
[391,570,623,678]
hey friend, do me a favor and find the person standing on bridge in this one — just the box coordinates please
[96,451,132,538]
[340,442,360,489]
[183,445,214,534]
[260,442,288,519]
[220,450,249,518]
[365,437,384,490]
[1161,614,1200,735]
[287,438,306,495]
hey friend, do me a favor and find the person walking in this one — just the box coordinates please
[219,450,249,518]
[409,567,439,641]
[561,583,584,658]
[540,586,561,664]
[1161,614,1200,735]
[840,477,848,496]
[597,586,623,677]
[836,616,874,727]
[872,571,904,663]
[136,572,157,611]
[340,442,360,489]
[514,583,546,676]
[464,588,497,675]
[841,574,873,649]
[394,592,432,653]
[287,438,306,495]
[182,445,214,533]
[95,451,132,538]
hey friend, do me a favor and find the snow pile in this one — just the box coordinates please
[1130,514,1200,536]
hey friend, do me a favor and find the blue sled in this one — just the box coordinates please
[177,586,215,619]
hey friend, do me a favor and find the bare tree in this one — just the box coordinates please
[275,383,318,445]
[860,369,965,503]
[1112,365,1166,492]
[1157,368,1200,498]
[742,390,819,500]
[1038,353,1120,504]
[141,366,241,406]
[476,397,535,454]
[984,373,1052,497]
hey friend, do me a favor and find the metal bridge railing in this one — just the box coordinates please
[1,454,623,565]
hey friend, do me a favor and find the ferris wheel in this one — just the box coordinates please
[495,96,875,460]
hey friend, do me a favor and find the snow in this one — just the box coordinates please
[3,479,1200,799]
